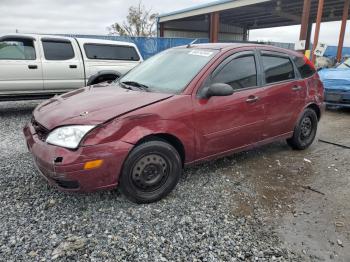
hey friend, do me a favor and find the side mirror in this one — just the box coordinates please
[203,83,234,99]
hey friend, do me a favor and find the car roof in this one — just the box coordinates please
[174,43,302,57]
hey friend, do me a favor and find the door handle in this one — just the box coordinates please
[69,65,77,69]
[28,65,38,69]
[246,95,259,103]
[292,86,302,91]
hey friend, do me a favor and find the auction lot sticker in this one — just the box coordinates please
[189,50,213,57]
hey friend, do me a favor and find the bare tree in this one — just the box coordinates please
[107,1,158,37]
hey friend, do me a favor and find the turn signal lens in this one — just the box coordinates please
[84,160,104,170]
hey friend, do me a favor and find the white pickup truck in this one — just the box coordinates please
[0,34,143,100]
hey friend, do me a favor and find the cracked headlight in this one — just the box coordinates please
[46,125,95,149]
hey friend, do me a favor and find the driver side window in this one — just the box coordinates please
[212,55,257,90]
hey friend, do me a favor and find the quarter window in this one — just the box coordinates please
[0,38,36,60]
[212,55,257,90]
[293,56,316,79]
[262,55,295,84]
[84,44,140,61]
[42,39,75,60]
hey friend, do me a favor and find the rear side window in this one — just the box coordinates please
[294,56,316,78]
[42,39,75,60]
[0,38,36,60]
[84,44,140,61]
[212,55,257,90]
[262,55,295,84]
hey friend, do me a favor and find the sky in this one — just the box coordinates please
[0,0,349,47]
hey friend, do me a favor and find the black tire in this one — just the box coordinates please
[119,140,182,204]
[287,108,318,150]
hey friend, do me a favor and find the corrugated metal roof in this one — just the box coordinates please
[158,0,272,23]
[158,0,234,18]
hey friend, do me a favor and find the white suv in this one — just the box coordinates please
[0,34,143,100]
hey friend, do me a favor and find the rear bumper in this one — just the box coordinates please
[23,123,132,192]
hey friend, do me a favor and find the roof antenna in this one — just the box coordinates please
[187,39,198,48]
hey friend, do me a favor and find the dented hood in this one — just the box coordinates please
[33,85,173,130]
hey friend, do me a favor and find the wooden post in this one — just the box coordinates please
[243,26,248,41]
[337,0,350,62]
[299,0,312,51]
[210,12,220,43]
[305,20,313,50]
[311,0,324,64]
[159,23,165,38]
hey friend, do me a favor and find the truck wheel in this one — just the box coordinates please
[119,140,182,204]
[287,108,318,150]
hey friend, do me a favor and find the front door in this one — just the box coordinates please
[193,51,266,159]
[0,37,43,93]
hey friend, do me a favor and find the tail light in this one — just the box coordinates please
[304,56,316,72]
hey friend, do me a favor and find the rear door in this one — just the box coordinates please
[40,37,84,91]
[193,50,266,159]
[0,36,43,92]
[258,50,302,138]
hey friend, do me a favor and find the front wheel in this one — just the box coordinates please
[287,108,318,150]
[119,140,182,204]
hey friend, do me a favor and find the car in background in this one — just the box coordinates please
[0,34,143,100]
[319,58,350,108]
[24,43,324,204]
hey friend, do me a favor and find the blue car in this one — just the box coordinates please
[319,58,350,108]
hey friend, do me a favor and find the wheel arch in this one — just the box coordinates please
[305,103,321,121]
[134,133,186,166]
[87,70,122,86]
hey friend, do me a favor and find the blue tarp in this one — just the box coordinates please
[62,34,350,60]
[63,34,209,59]
[324,46,350,58]
[319,68,350,91]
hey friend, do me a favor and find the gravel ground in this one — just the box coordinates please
[2,100,346,261]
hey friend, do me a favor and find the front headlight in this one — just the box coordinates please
[46,125,95,149]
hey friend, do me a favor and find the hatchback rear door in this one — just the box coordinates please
[258,50,302,138]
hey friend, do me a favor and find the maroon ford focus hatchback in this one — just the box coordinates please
[24,43,324,203]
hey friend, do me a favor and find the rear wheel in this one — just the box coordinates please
[119,140,182,204]
[287,108,318,150]
[91,74,119,85]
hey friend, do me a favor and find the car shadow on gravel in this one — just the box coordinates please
[0,101,39,116]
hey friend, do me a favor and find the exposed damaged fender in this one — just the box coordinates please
[119,120,196,163]
[293,102,323,127]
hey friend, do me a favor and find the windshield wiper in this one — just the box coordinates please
[121,81,150,92]
[119,81,133,90]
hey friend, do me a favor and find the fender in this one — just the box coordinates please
[119,119,196,164]
[292,101,322,129]
[87,70,123,86]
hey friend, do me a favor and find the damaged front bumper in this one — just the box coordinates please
[23,122,132,192]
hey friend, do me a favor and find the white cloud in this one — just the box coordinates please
[0,0,213,35]
[250,21,350,46]
[0,0,349,47]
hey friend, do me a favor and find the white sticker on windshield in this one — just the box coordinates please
[189,50,213,57]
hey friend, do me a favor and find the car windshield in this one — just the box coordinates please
[119,48,218,94]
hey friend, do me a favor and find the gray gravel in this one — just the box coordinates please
[0,101,301,261]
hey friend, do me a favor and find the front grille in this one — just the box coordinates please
[31,118,49,141]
